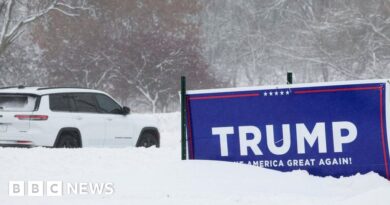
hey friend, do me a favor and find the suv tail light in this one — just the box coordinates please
[16,140,32,144]
[15,115,48,121]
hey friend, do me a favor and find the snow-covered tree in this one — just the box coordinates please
[0,0,91,56]
[199,0,390,86]
[2,0,390,113]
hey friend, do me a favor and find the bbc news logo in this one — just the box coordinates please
[9,181,114,197]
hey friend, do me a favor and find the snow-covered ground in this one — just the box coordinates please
[0,113,389,204]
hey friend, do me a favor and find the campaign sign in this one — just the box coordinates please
[186,82,390,180]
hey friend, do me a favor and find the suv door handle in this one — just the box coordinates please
[74,117,83,120]
[106,118,113,121]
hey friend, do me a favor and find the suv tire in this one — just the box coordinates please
[56,133,81,148]
[137,132,158,148]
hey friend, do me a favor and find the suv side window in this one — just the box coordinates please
[95,94,123,114]
[49,94,75,112]
[73,93,99,113]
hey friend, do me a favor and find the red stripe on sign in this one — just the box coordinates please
[190,93,259,100]
[186,96,194,159]
[294,86,381,94]
[379,89,390,180]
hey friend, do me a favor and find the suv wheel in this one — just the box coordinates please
[137,132,158,148]
[56,134,80,148]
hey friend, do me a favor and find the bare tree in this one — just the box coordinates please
[0,0,91,56]
[32,0,216,113]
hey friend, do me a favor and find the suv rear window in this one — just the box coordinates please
[0,94,38,112]
[73,93,99,113]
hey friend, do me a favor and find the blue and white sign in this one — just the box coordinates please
[186,80,390,180]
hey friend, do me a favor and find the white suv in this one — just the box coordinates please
[0,86,160,148]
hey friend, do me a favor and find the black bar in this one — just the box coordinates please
[181,76,187,160]
[287,72,293,84]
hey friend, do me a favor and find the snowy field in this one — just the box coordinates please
[0,113,389,205]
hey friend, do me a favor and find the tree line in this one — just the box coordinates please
[1,0,390,112]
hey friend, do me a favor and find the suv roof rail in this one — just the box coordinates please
[0,85,27,89]
[37,87,92,90]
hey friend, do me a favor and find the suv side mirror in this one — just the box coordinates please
[122,106,130,115]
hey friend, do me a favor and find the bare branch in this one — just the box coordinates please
[54,1,93,16]
[56,2,92,12]
[51,7,79,17]
[0,0,14,47]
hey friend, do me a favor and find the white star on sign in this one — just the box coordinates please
[280,91,284,95]
[264,92,268,96]
[269,92,273,96]
[286,91,290,95]
[275,91,278,96]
